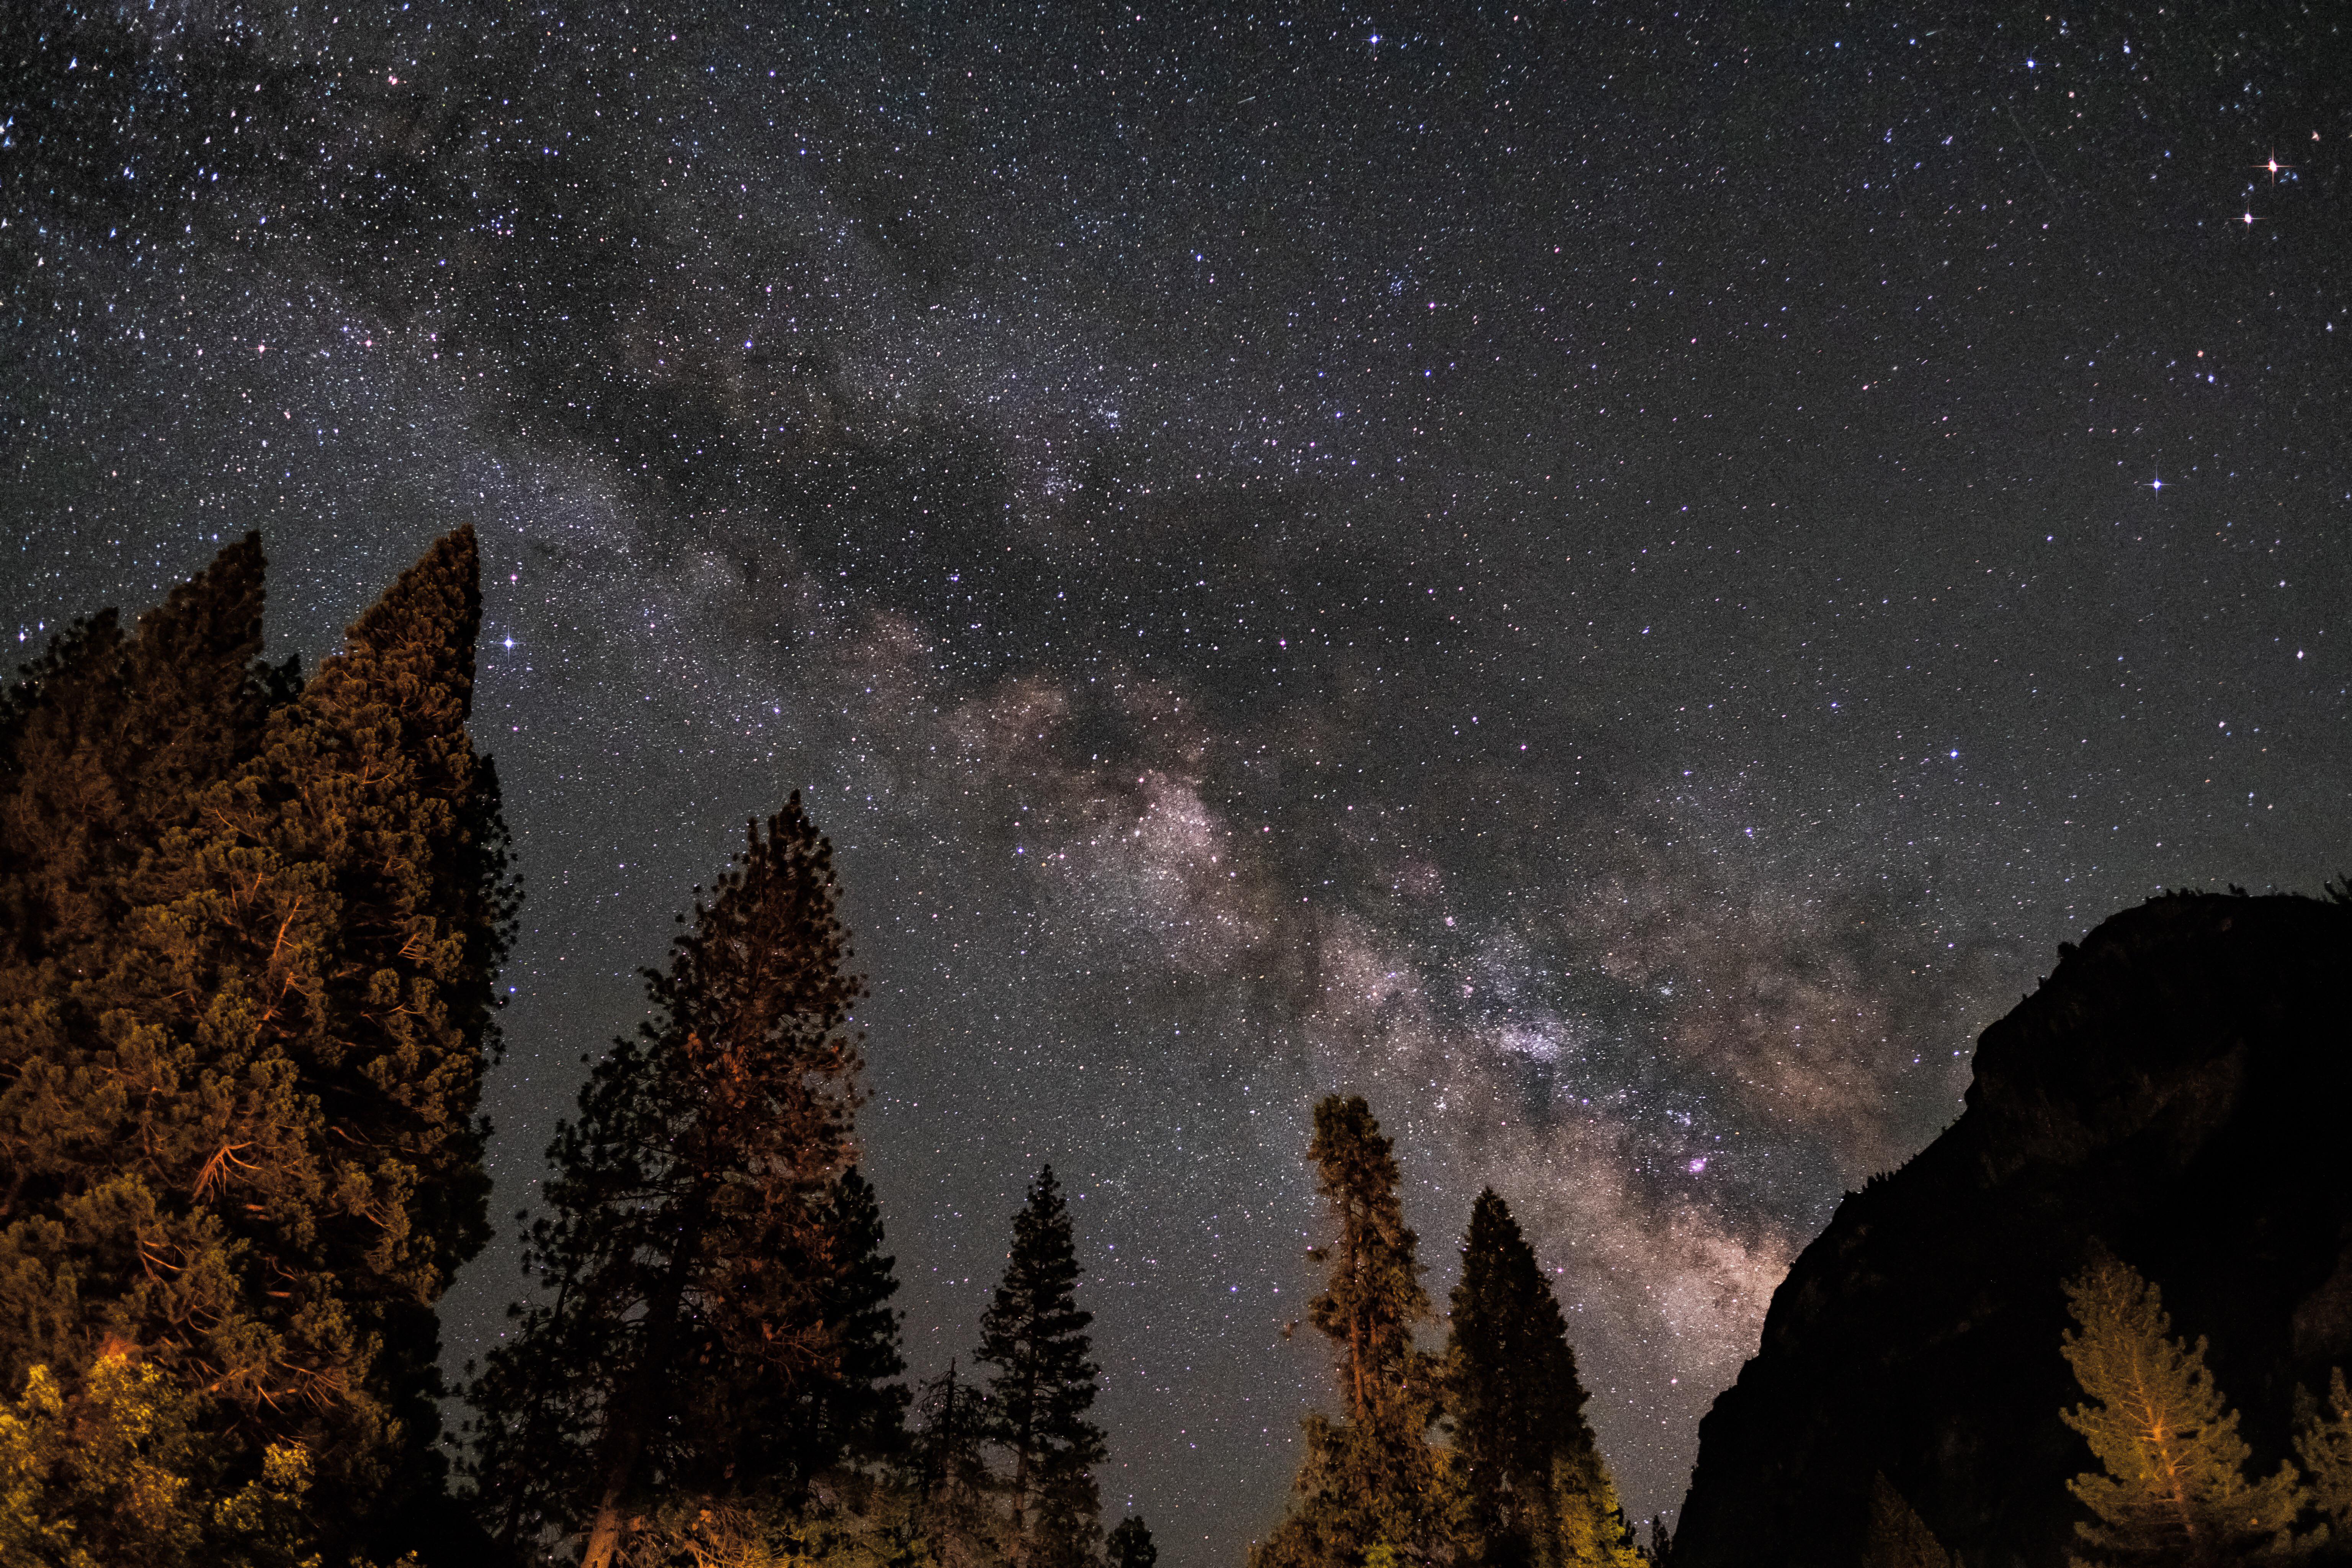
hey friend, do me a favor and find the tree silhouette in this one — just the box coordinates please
[978,1166,1106,1568]
[467,799,865,1568]
[1108,1514,1158,1568]
[0,528,512,1547]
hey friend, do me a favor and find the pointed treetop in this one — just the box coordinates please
[310,523,482,732]
[121,531,268,811]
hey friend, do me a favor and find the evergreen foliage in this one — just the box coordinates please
[804,1166,913,1472]
[0,528,511,1550]
[1446,1188,1616,1568]
[1860,1474,1953,1568]
[0,1346,331,1568]
[466,798,866,1568]
[2059,1246,2305,1568]
[1107,1515,1157,1568]
[1253,1095,1455,1568]
[1541,1445,1643,1568]
[1306,1097,1427,1429]
[911,1360,1000,1568]
[977,1166,1107,1568]
[2295,1368,2352,1531]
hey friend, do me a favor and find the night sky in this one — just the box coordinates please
[6,1,2349,1559]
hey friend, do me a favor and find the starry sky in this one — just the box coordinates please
[5,0,2349,1559]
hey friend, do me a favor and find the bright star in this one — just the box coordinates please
[2149,474,2165,493]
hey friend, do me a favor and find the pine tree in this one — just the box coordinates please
[1308,1097,1428,1429]
[467,798,865,1568]
[1254,1096,1455,1568]
[2059,1246,2306,1568]
[114,525,510,1517]
[2295,1367,2352,1530]
[0,549,289,1443]
[912,1359,1000,1568]
[0,538,268,1230]
[809,1166,913,1470]
[0,529,512,1550]
[978,1166,1107,1568]
[747,1164,909,1493]
[1447,1188,1609,1568]
[1861,1473,1953,1568]
[1108,1515,1158,1568]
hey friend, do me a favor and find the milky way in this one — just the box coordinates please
[6,3,2349,1561]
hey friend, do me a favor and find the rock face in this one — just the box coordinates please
[1671,892,2352,1568]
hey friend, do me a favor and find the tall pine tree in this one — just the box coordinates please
[0,538,269,1220]
[467,798,865,1568]
[1255,1095,1455,1568]
[803,1166,912,1473]
[0,528,513,1551]
[2059,1246,2305,1568]
[1446,1188,1634,1568]
[978,1166,1107,1568]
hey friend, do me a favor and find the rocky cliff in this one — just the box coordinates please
[1671,891,2352,1568]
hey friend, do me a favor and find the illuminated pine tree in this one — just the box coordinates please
[0,529,512,1549]
[1543,1444,1643,1568]
[1254,1096,1456,1568]
[2295,1367,2352,1531]
[2059,1246,2305,1568]
[468,799,864,1568]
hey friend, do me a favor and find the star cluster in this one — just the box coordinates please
[5,2,2348,1560]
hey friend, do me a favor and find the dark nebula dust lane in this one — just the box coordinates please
[6,1,2349,1560]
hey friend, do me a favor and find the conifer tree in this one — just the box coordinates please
[0,540,263,977]
[2059,1246,2305,1568]
[1447,1188,1610,1568]
[744,1163,909,1493]
[125,525,508,1509]
[0,538,268,1212]
[2295,1367,2352,1530]
[1108,1515,1158,1568]
[978,1166,1107,1568]
[807,1166,913,1470]
[0,529,513,1548]
[467,798,865,1568]
[1254,1096,1454,1568]
[1542,1445,1643,1568]
[1861,1474,1953,1568]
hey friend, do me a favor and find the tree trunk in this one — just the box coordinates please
[581,1180,714,1568]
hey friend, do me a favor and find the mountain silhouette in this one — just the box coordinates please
[1674,890,2352,1568]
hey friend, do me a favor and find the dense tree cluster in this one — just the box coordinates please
[14,539,2350,1568]
[1253,1097,1643,1568]
[0,530,514,1563]
[0,538,1133,1568]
